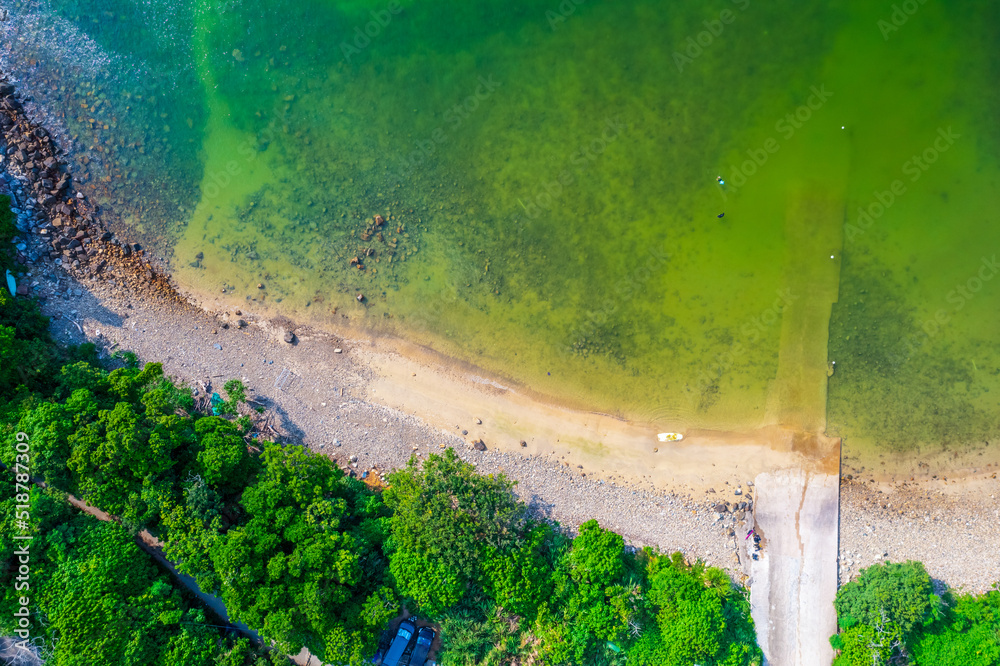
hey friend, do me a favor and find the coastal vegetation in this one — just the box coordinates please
[8,203,997,665]
[0,487,279,665]
[830,560,1000,666]
[1,212,280,663]
[1,217,761,664]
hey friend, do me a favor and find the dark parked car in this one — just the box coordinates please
[382,619,416,666]
[407,627,435,666]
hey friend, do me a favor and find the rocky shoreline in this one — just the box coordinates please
[0,64,745,583]
[3,72,998,597]
[0,73,748,582]
[839,475,1000,594]
[0,73,179,304]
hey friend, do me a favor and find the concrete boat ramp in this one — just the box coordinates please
[750,466,840,666]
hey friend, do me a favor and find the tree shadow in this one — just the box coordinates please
[525,493,555,520]
[929,576,949,597]
[56,283,126,328]
[81,296,125,328]
[252,395,308,444]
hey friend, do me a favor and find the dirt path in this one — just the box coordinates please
[58,483,326,665]
[52,491,260,642]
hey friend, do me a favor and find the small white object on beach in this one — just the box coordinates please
[657,432,684,442]
[334,348,342,353]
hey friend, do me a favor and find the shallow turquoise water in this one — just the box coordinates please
[2,0,999,453]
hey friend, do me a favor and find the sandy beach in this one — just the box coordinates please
[0,75,995,618]
[5,250,993,595]
[0,7,997,665]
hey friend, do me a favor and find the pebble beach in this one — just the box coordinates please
[1,69,996,600]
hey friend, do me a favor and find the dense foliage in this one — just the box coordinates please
[170,442,397,664]
[831,560,1000,666]
[0,353,393,662]
[386,452,761,665]
[1,206,761,664]
[0,199,95,415]
[0,485,277,665]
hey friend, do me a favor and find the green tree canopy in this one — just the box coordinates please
[0,484,274,666]
[835,560,935,638]
[384,449,523,616]
[824,560,995,666]
[909,590,1000,666]
[205,443,393,664]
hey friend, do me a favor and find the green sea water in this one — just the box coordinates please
[4,0,999,455]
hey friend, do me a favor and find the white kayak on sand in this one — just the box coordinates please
[657,432,684,442]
